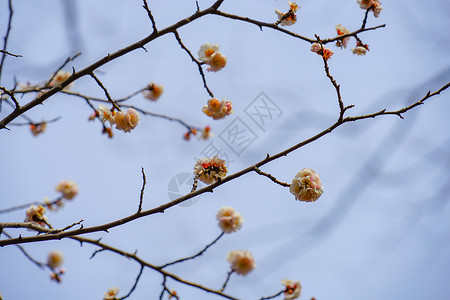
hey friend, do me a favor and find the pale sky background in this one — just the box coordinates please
[1,0,449,299]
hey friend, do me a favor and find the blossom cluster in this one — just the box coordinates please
[97,105,140,134]
[216,206,243,233]
[202,97,233,120]
[142,83,164,101]
[198,43,227,72]
[24,205,49,228]
[275,1,299,26]
[193,155,227,184]
[351,41,370,56]
[335,24,351,49]
[310,43,334,61]
[227,249,256,275]
[357,0,383,17]
[289,168,324,202]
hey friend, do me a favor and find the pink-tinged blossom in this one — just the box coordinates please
[198,42,220,62]
[30,122,47,137]
[275,1,299,26]
[143,83,164,101]
[47,251,64,269]
[335,24,351,49]
[322,48,334,61]
[227,250,256,276]
[216,207,243,233]
[289,168,324,202]
[24,205,49,228]
[282,279,301,300]
[114,108,140,133]
[194,155,227,184]
[55,180,78,200]
[310,43,322,53]
[103,287,119,300]
[202,98,233,120]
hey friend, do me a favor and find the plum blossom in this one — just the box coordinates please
[227,250,256,276]
[282,279,301,300]
[49,70,73,90]
[357,0,383,17]
[103,287,119,300]
[30,122,47,137]
[202,97,233,120]
[55,180,78,200]
[207,52,227,72]
[194,155,227,184]
[289,168,324,202]
[351,45,368,55]
[199,125,214,140]
[335,24,351,49]
[114,108,140,133]
[47,251,64,269]
[310,43,334,61]
[24,205,49,227]
[198,42,220,62]
[143,83,164,101]
[98,105,115,124]
[275,1,299,26]
[216,207,243,233]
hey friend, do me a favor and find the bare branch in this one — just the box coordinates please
[118,265,145,300]
[220,270,234,292]
[1,230,46,270]
[89,72,121,111]
[142,0,157,33]
[160,232,225,268]
[137,168,147,213]
[0,0,14,84]
[173,30,214,97]
[253,167,290,187]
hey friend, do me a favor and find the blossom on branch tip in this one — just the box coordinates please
[216,206,243,233]
[198,43,227,72]
[193,155,227,184]
[351,46,367,55]
[30,122,47,137]
[289,168,324,202]
[202,98,233,120]
[310,43,321,53]
[199,125,214,140]
[47,250,64,269]
[114,108,140,133]
[275,1,299,26]
[24,205,49,227]
[103,287,119,300]
[55,180,78,200]
[357,0,383,17]
[227,250,256,275]
[282,279,301,300]
[143,83,164,101]
[335,24,351,49]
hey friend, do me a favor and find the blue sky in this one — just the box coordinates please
[1,0,449,299]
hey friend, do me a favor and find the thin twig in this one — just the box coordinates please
[137,168,147,213]
[259,290,284,300]
[1,230,45,269]
[0,195,63,214]
[253,167,290,187]
[173,30,214,97]
[47,52,81,86]
[142,0,157,33]
[0,49,21,57]
[220,270,234,292]
[0,0,14,84]
[89,72,121,111]
[160,232,225,268]
[118,265,145,300]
